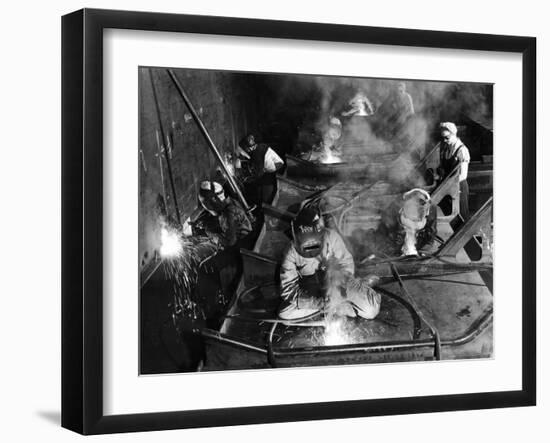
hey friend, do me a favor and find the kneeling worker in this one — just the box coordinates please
[279,206,381,321]
[380,188,437,257]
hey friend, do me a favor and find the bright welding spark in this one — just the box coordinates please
[320,150,342,164]
[160,227,183,258]
[319,143,342,165]
[323,317,350,346]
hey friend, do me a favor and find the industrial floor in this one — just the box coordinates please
[215,175,493,369]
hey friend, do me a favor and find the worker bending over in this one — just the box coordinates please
[237,133,284,205]
[381,188,437,256]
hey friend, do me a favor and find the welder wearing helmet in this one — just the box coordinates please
[278,206,380,321]
[198,180,252,248]
[380,188,437,256]
[237,133,284,205]
[195,180,253,329]
[341,91,375,117]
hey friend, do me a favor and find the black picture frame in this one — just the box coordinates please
[61,8,536,435]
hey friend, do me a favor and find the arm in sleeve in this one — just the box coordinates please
[236,146,250,160]
[365,97,375,115]
[263,147,284,173]
[457,146,471,181]
[218,204,251,247]
[280,246,301,301]
[217,213,237,247]
[327,230,355,276]
[407,93,415,115]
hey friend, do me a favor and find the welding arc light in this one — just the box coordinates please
[323,318,349,346]
[160,227,183,258]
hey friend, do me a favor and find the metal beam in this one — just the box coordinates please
[437,197,493,257]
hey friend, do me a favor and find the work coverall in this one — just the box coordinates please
[439,138,471,220]
[278,229,381,321]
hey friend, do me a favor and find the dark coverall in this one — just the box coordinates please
[439,143,470,221]
[196,197,253,328]
[242,143,280,206]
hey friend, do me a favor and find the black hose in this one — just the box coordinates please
[375,287,422,340]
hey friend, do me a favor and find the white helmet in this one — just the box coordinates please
[198,180,226,215]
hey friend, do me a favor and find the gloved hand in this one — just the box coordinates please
[363,274,380,288]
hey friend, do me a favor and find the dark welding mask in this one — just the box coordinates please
[291,206,325,258]
[198,181,227,215]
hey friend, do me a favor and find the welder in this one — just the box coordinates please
[338,91,377,150]
[305,116,344,163]
[196,180,252,248]
[341,91,375,117]
[380,188,438,256]
[237,133,284,206]
[278,206,381,321]
[194,180,253,328]
[436,122,471,221]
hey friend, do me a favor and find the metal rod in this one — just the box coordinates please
[155,130,168,207]
[267,322,278,368]
[204,307,492,358]
[390,263,441,360]
[166,69,252,216]
[149,69,182,225]
[201,329,267,354]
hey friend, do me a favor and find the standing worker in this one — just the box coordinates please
[377,81,415,140]
[437,122,471,221]
[237,133,284,206]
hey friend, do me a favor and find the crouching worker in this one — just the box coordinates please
[197,180,253,248]
[195,180,253,328]
[380,188,437,256]
[278,206,381,321]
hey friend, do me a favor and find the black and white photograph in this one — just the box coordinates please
[139,67,494,374]
[2,0,545,439]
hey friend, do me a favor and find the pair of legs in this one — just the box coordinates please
[278,281,381,321]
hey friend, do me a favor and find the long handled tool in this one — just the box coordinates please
[167,69,252,220]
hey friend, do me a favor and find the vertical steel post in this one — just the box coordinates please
[148,69,182,225]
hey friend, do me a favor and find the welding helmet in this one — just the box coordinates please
[329,116,342,127]
[198,180,226,215]
[401,188,431,223]
[291,206,326,258]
